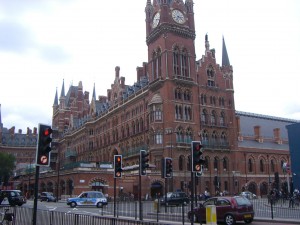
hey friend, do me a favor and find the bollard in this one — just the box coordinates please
[154,199,158,211]
[206,205,217,225]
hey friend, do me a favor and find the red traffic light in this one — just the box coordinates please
[36,124,52,166]
[43,128,52,136]
[114,155,123,178]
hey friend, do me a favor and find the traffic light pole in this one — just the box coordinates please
[32,165,40,225]
[114,177,116,217]
[190,170,194,225]
[139,173,143,220]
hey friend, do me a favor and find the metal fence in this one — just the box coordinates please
[1,197,299,225]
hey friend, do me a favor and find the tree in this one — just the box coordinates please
[0,152,16,186]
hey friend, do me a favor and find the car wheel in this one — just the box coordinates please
[70,202,77,208]
[224,214,236,225]
[47,198,50,202]
[97,202,103,208]
[244,219,253,224]
[18,203,23,206]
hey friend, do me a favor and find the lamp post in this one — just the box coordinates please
[267,154,271,193]
[244,153,248,190]
[232,171,236,195]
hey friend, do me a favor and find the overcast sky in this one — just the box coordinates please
[0,0,299,132]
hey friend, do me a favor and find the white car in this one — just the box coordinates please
[67,191,108,208]
[240,191,257,200]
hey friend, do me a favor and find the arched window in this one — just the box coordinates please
[173,47,180,76]
[271,159,275,173]
[202,130,209,145]
[152,48,161,80]
[187,156,191,171]
[176,127,184,143]
[183,90,191,101]
[179,155,184,171]
[211,131,217,145]
[214,157,218,170]
[220,132,227,145]
[155,131,163,144]
[223,158,228,171]
[211,110,217,126]
[184,106,192,120]
[201,109,208,124]
[175,88,182,99]
[204,156,210,171]
[181,49,188,77]
[207,65,215,87]
[126,124,130,137]
[132,121,136,135]
[175,105,183,120]
[248,159,253,172]
[185,128,193,143]
[220,112,225,126]
[260,159,264,172]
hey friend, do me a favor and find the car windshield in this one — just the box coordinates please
[235,196,252,206]
[166,193,173,198]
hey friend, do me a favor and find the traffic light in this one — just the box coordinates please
[191,141,205,172]
[36,124,52,166]
[114,155,123,178]
[196,166,203,177]
[140,150,149,176]
[164,157,173,178]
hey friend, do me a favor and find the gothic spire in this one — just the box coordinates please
[60,79,65,97]
[53,88,58,106]
[92,83,96,100]
[222,36,231,67]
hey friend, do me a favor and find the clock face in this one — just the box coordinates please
[172,9,185,24]
[152,12,160,28]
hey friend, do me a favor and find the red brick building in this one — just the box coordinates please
[1,0,298,199]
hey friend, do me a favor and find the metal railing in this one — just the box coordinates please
[1,196,300,225]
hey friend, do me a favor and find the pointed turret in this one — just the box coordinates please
[185,0,195,30]
[92,83,96,100]
[60,79,65,97]
[222,36,231,67]
[59,79,66,109]
[205,33,210,52]
[53,88,58,106]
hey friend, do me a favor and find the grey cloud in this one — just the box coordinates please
[0,20,35,53]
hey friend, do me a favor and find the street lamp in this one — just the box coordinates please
[232,171,236,195]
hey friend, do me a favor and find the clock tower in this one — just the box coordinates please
[145,0,196,82]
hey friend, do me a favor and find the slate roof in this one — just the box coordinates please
[0,128,37,147]
[237,111,300,150]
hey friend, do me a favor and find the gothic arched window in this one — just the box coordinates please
[173,47,180,76]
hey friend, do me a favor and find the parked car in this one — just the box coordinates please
[0,190,26,206]
[188,196,254,225]
[160,192,190,206]
[67,191,108,208]
[40,192,57,202]
[240,191,257,200]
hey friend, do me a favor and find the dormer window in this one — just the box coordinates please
[207,65,215,87]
